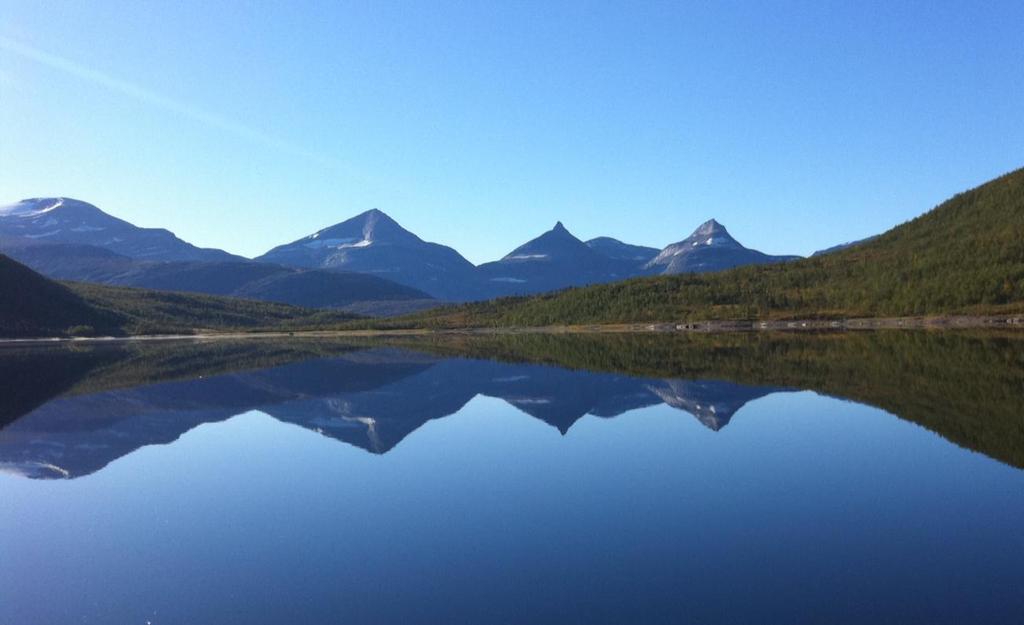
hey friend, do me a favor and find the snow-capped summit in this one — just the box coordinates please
[645,219,800,274]
[0,197,241,262]
[298,208,420,251]
[694,218,726,235]
[0,197,67,217]
[257,208,478,300]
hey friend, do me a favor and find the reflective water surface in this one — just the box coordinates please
[1,332,1023,624]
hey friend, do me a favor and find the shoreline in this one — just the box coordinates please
[2,314,1022,346]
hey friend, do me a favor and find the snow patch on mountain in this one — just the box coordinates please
[0,198,65,217]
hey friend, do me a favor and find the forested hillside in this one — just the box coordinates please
[379,167,1024,327]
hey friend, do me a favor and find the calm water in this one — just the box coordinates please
[1,333,1022,624]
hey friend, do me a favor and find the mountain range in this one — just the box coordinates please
[7,165,1020,334]
[395,166,1024,327]
[1,197,803,311]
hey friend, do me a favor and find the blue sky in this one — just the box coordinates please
[1,1,1022,264]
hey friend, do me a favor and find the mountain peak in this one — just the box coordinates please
[361,207,388,219]
[357,208,398,239]
[304,208,416,246]
[644,217,797,274]
[256,208,478,299]
[694,219,727,236]
[498,221,594,263]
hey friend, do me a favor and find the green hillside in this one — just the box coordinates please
[0,254,359,338]
[377,167,1024,328]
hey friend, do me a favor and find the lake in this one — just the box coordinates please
[1,332,1022,624]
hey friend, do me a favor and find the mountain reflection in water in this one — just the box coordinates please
[1,330,1022,479]
[0,347,785,479]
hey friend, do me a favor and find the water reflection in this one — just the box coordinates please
[1,329,1022,479]
[0,346,787,478]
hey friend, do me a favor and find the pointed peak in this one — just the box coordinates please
[498,220,593,262]
[339,208,400,230]
[302,207,420,245]
[354,207,393,222]
[696,218,726,234]
[544,221,580,241]
[687,218,733,240]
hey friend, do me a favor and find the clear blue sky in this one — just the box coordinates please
[1,1,1022,263]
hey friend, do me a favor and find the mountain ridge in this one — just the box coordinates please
[0,253,360,338]
[362,166,1024,327]
[3,197,810,305]
[585,237,660,265]
[0,198,244,263]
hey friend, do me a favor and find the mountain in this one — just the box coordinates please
[586,237,660,265]
[0,240,433,313]
[477,222,638,296]
[0,253,358,337]
[0,198,242,262]
[645,219,800,274]
[257,209,479,300]
[380,166,1024,326]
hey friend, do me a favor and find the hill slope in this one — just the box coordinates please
[0,254,121,337]
[377,167,1024,327]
